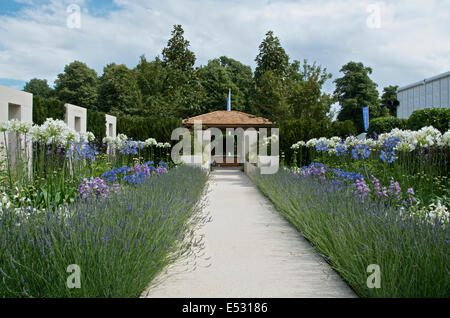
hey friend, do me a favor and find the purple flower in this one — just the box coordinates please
[155,166,168,175]
[78,177,111,199]
[389,177,401,200]
[354,178,371,199]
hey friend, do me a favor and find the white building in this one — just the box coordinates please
[397,71,450,119]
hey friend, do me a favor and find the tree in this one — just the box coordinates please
[254,31,290,83]
[162,24,196,72]
[381,85,399,116]
[197,56,253,113]
[252,70,291,123]
[217,56,253,113]
[287,59,334,121]
[54,61,99,110]
[159,25,204,118]
[23,78,54,99]
[97,63,142,115]
[334,61,383,132]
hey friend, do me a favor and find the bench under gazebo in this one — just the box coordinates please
[182,110,274,167]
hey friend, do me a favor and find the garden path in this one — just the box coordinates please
[142,167,356,298]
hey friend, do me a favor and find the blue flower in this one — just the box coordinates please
[315,142,329,152]
[379,137,400,163]
[352,145,371,160]
[335,144,348,157]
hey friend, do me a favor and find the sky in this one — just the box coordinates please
[0,0,449,98]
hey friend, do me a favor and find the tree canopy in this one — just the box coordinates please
[97,63,142,115]
[334,61,385,132]
[54,61,99,110]
[381,85,399,117]
[22,26,395,131]
[23,78,54,99]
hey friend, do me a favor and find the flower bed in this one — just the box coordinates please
[0,165,208,298]
[251,169,448,297]
[291,126,449,210]
[0,118,173,212]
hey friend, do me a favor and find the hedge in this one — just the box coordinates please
[32,96,65,125]
[279,119,356,166]
[407,108,450,133]
[367,116,408,136]
[329,120,357,138]
[87,110,106,146]
[117,115,181,143]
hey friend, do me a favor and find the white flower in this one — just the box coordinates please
[438,130,450,147]
[103,136,113,144]
[306,138,318,147]
[144,138,157,147]
[164,142,171,148]
[427,200,449,224]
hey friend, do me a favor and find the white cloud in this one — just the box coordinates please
[0,0,449,94]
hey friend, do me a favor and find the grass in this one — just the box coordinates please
[251,169,449,298]
[0,165,208,298]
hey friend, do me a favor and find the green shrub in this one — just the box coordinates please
[279,119,330,165]
[279,119,356,166]
[117,115,181,142]
[367,116,408,136]
[407,108,450,133]
[87,110,106,145]
[32,96,65,125]
[329,120,357,137]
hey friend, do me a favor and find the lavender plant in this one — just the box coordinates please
[0,165,208,298]
[252,169,449,297]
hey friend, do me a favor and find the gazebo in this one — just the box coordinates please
[182,110,274,167]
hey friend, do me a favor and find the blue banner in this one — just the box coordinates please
[362,107,369,132]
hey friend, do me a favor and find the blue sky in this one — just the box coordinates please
[0,0,119,17]
[0,0,449,98]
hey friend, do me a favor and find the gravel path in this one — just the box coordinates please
[142,167,356,298]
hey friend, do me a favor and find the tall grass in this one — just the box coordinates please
[252,169,449,298]
[0,165,208,298]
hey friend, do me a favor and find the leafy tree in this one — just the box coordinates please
[97,63,142,115]
[197,56,252,113]
[252,70,291,123]
[162,25,196,72]
[23,78,54,99]
[54,61,99,110]
[381,85,399,116]
[254,31,290,83]
[287,59,334,121]
[158,25,204,118]
[334,61,383,132]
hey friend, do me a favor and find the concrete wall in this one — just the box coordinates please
[105,114,117,138]
[105,114,117,156]
[0,85,33,124]
[0,85,33,171]
[397,71,450,119]
[64,103,87,133]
